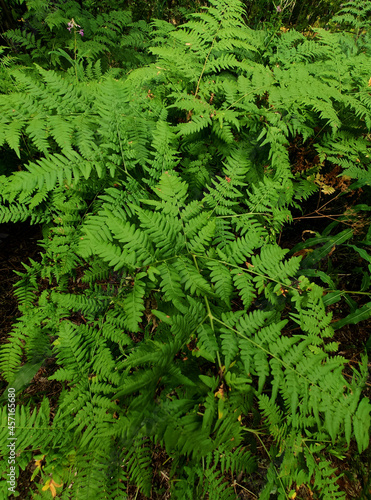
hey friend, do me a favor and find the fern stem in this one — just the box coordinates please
[214,317,326,391]
[194,9,225,98]
[253,430,290,500]
[197,255,298,292]
[225,85,267,111]
[192,253,222,369]
[195,41,216,98]
[325,289,371,296]
[216,212,269,218]
[232,482,258,498]
[192,253,213,328]
[116,122,128,174]
[74,31,78,83]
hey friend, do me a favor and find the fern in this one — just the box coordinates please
[0,1,370,498]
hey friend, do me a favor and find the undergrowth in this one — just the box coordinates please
[0,0,370,498]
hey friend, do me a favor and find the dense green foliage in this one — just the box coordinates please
[0,0,371,498]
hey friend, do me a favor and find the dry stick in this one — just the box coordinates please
[291,191,359,227]
[292,191,342,220]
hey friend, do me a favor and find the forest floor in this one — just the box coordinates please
[1,207,371,499]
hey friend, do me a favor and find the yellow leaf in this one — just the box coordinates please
[42,478,63,498]
[42,479,51,492]
[321,184,335,195]
[50,483,57,498]
[34,455,45,469]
